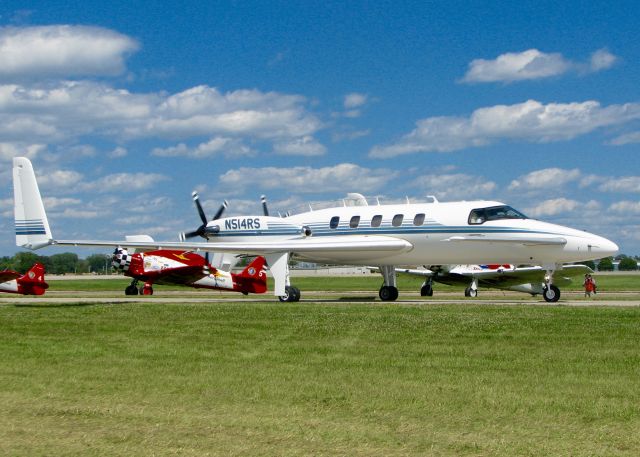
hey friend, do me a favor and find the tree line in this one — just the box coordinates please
[1,252,112,275]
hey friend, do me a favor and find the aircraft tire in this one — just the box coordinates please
[125,285,138,296]
[464,287,478,297]
[291,287,301,302]
[420,284,433,296]
[279,285,299,302]
[379,286,398,301]
[543,285,561,303]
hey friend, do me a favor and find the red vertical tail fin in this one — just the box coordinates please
[17,262,49,295]
[235,256,267,294]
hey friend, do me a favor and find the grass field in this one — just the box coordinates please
[1,297,639,456]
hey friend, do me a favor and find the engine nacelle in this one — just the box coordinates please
[112,248,132,271]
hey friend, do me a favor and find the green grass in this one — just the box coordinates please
[1,301,639,456]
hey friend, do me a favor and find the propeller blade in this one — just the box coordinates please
[212,200,228,220]
[192,191,208,225]
[261,195,269,216]
[182,229,203,239]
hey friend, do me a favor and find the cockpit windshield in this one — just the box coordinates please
[468,205,528,225]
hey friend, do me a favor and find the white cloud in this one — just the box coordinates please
[219,163,395,194]
[525,198,581,217]
[508,168,581,191]
[42,196,82,209]
[344,93,368,109]
[332,128,371,142]
[60,208,100,218]
[409,173,496,200]
[462,49,570,83]
[609,201,640,214]
[0,82,324,150]
[36,169,84,189]
[0,141,45,160]
[108,146,127,158]
[0,25,138,80]
[461,48,619,84]
[84,173,170,193]
[589,48,618,72]
[152,137,254,158]
[598,176,640,193]
[370,99,640,158]
[273,136,326,156]
[609,131,640,145]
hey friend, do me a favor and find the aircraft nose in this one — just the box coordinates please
[590,235,619,257]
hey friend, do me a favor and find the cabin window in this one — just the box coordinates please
[371,215,382,227]
[350,215,360,228]
[330,216,340,229]
[468,206,528,225]
[413,213,425,226]
[392,214,404,227]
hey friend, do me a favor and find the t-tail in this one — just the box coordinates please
[235,256,268,294]
[17,263,49,295]
[13,157,53,250]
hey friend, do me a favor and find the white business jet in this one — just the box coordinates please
[13,157,618,302]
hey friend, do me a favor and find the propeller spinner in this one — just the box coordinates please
[180,191,228,240]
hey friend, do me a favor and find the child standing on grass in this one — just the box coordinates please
[583,274,596,298]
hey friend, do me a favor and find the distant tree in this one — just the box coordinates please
[597,257,614,272]
[0,256,14,270]
[50,253,80,274]
[578,260,596,271]
[618,257,639,271]
[13,251,40,273]
[86,254,111,274]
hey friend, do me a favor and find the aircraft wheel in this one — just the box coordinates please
[125,285,138,295]
[379,286,399,301]
[279,285,299,302]
[543,285,560,303]
[291,286,301,302]
[464,287,477,298]
[141,286,153,296]
[420,284,433,297]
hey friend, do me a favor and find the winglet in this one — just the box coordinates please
[13,157,53,250]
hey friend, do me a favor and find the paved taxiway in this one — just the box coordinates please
[2,290,639,307]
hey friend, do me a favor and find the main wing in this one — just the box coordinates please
[0,270,21,282]
[52,235,413,256]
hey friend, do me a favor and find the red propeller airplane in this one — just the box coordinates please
[111,248,267,296]
[0,263,48,295]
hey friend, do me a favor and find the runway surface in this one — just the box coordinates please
[2,290,638,307]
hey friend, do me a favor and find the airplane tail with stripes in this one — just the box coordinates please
[13,157,53,250]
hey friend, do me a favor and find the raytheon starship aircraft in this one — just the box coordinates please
[13,157,618,302]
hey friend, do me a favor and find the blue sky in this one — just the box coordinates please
[1,0,639,256]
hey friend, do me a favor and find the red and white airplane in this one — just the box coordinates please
[111,247,267,296]
[0,263,48,295]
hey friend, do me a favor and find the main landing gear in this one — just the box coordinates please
[124,279,154,296]
[378,265,399,301]
[279,285,301,302]
[420,279,434,297]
